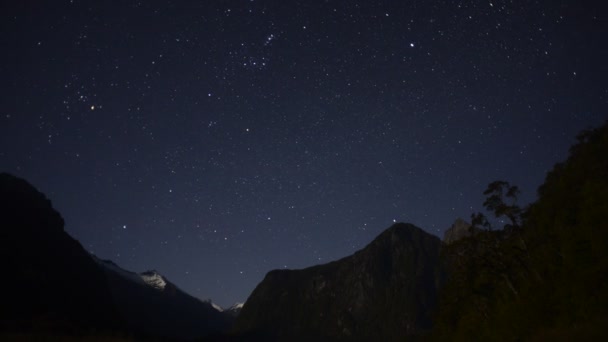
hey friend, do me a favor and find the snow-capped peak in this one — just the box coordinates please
[140,270,167,290]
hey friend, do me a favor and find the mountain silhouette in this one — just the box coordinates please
[0,173,122,334]
[233,223,444,341]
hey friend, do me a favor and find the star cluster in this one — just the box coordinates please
[1,1,606,307]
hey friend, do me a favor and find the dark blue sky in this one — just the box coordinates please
[1,0,606,307]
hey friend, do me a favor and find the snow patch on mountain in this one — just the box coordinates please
[229,303,244,310]
[140,270,167,290]
[211,302,223,312]
[225,302,244,317]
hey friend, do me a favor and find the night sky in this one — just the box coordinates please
[1,1,606,308]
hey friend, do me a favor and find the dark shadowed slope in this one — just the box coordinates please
[0,173,122,334]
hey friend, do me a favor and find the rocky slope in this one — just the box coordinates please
[233,223,444,341]
[442,218,473,244]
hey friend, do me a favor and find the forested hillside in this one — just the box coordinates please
[433,121,608,340]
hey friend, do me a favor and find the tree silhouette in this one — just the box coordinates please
[471,180,522,231]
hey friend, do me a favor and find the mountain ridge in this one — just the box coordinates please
[95,252,234,340]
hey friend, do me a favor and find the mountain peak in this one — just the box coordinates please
[234,223,443,340]
[375,222,431,240]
